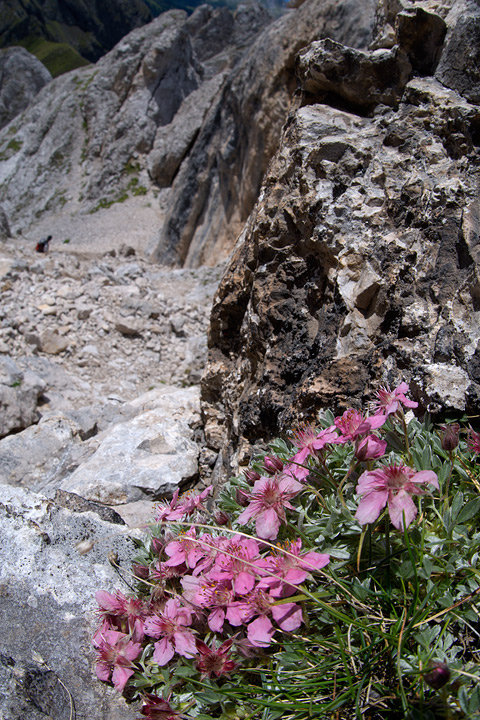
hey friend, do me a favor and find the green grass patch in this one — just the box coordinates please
[19,36,90,78]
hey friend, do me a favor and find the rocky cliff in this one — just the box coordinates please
[201,0,480,475]
[0,3,271,249]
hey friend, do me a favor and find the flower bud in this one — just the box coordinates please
[214,510,230,526]
[263,455,284,473]
[151,537,164,555]
[132,563,150,579]
[236,488,250,507]
[424,662,451,690]
[355,434,387,461]
[243,468,261,485]
[440,424,460,452]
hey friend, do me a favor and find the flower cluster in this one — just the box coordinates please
[92,381,480,719]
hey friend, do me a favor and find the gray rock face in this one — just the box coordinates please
[0,356,45,437]
[201,1,480,476]
[151,0,377,266]
[0,203,11,240]
[60,386,201,504]
[296,39,412,110]
[435,0,480,103]
[0,4,271,242]
[0,484,137,720]
[0,47,51,130]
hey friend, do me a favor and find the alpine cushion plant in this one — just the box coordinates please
[92,381,480,720]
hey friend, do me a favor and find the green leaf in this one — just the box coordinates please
[457,497,480,525]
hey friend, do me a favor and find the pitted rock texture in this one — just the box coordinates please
[201,1,480,477]
[0,485,137,720]
[0,47,52,130]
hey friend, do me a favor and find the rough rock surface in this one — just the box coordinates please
[152,0,377,266]
[0,3,271,249]
[0,355,45,437]
[201,0,480,476]
[0,484,138,720]
[0,47,52,130]
[59,386,201,504]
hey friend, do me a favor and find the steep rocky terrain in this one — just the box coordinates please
[0,2,271,253]
[201,0,480,475]
[0,0,376,268]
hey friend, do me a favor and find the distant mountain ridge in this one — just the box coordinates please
[0,0,287,77]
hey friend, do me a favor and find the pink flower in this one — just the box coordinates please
[468,427,480,454]
[181,575,235,632]
[237,474,303,540]
[155,486,213,522]
[227,589,303,647]
[355,463,439,530]
[257,539,330,597]
[354,434,387,462]
[208,535,261,594]
[195,638,238,678]
[95,590,146,641]
[289,424,340,479]
[164,528,207,570]
[143,598,197,665]
[93,629,142,692]
[334,409,386,443]
[373,382,418,417]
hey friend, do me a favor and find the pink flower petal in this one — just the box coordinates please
[153,638,175,666]
[388,490,417,530]
[272,602,303,631]
[234,571,255,595]
[208,607,226,633]
[256,507,281,540]
[411,470,439,489]
[247,615,276,647]
[355,489,388,525]
[174,630,197,658]
[95,661,111,682]
[111,665,134,692]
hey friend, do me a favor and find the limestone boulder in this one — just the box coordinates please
[60,386,201,504]
[0,484,136,720]
[0,355,45,437]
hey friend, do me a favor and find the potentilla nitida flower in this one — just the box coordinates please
[137,694,183,720]
[467,427,480,454]
[355,463,439,530]
[195,638,238,678]
[354,434,387,461]
[95,590,146,640]
[423,662,451,690]
[208,535,261,594]
[181,575,235,632]
[237,473,303,540]
[440,424,460,452]
[257,538,330,597]
[143,598,197,665]
[155,486,213,522]
[164,528,208,570]
[334,409,386,443]
[93,628,142,692]
[289,423,339,479]
[373,382,418,417]
[227,589,303,647]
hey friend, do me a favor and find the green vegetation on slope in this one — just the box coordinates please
[19,36,90,77]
